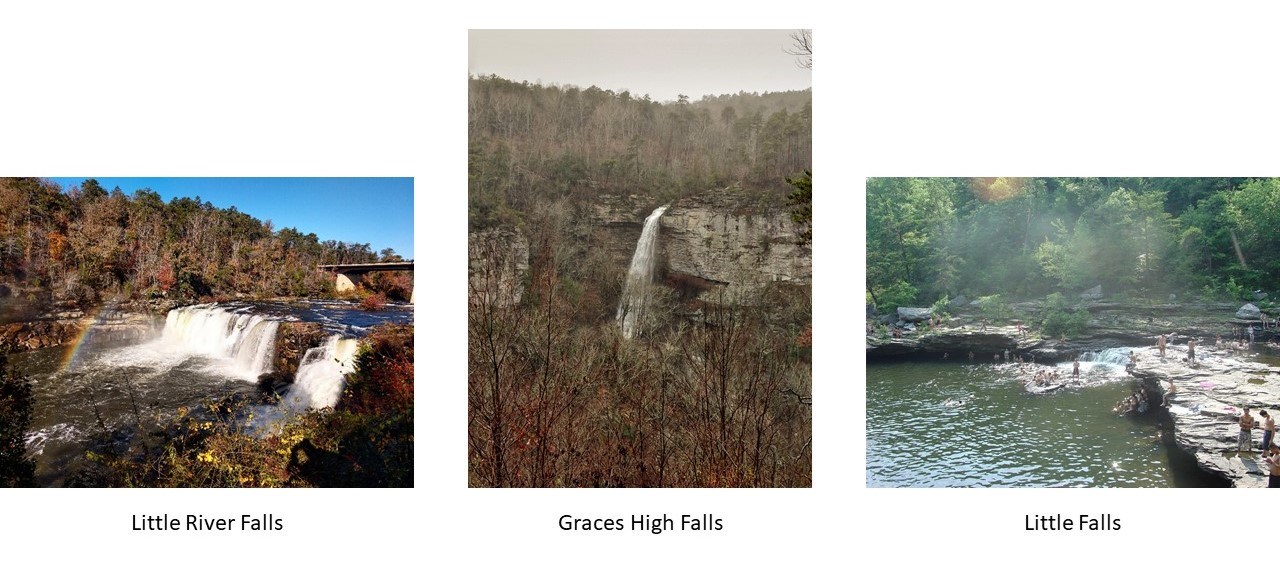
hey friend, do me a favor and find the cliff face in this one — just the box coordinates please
[658,188,811,301]
[467,228,530,307]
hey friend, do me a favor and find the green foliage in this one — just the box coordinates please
[978,294,1012,322]
[0,356,36,487]
[1040,292,1090,338]
[873,280,919,314]
[785,170,812,245]
[864,177,1280,303]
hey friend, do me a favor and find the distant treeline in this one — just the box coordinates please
[867,177,1280,311]
[0,178,409,306]
[469,74,811,229]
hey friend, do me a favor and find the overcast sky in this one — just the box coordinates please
[469,30,811,103]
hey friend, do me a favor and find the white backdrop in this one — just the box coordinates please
[1,1,1276,562]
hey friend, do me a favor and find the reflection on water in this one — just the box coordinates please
[867,361,1214,487]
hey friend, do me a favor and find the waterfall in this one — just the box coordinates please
[1058,347,1132,378]
[1078,348,1132,366]
[616,205,669,338]
[160,305,280,379]
[283,335,359,410]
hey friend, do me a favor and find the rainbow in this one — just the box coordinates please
[58,300,121,372]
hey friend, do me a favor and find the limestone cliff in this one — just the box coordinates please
[658,188,811,301]
[467,227,530,307]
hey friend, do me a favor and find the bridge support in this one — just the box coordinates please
[335,272,363,293]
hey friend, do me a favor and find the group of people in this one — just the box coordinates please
[1155,333,1198,365]
[1113,387,1150,415]
[1237,407,1280,487]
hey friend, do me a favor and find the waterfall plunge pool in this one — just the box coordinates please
[12,300,412,487]
[866,356,1222,487]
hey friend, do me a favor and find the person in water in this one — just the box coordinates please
[1073,358,1080,377]
[1240,407,1256,453]
[1187,338,1197,364]
[1157,333,1167,358]
[1262,410,1276,454]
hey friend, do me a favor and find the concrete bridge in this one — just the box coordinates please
[318,261,415,301]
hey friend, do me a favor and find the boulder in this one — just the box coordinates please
[1237,303,1262,320]
[1080,285,1103,300]
[879,313,898,325]
[1256,290,1269,301]
[896,307,933,322]
[947,295,969,309]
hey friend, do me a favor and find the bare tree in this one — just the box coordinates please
[785,29,812,69]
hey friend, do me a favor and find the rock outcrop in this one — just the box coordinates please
[659,188,811,301]
[1129,345,1280,487]
[897,307,933,322]
[0,310,157,353]
[272,322,328,377]
[468,228,530,307]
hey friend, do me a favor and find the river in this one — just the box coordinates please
[866,354,1223,487]
[13,300,412,487]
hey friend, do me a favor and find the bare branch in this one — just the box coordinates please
[784,29,812,69]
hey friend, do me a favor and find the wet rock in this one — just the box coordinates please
[273,322,327,376]
[257,371,295,401]
[1237,303,1262,320]
[1080,285,1103,300]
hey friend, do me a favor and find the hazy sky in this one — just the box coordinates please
[469,30,811,102]
[48,178,414,260]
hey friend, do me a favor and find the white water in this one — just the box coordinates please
[616,205,669,338]
[283,335,359,410]
[160,305,280,380]
[1060,347,1132,378]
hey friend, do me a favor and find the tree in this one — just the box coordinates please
[786,170,811,245]
[785,29,813,69]
[0,356,35,487]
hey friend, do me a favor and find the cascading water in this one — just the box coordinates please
[1060,347,1132,378]
[161,305,280,379]
[616,205,669,338]
[283,335,359,410]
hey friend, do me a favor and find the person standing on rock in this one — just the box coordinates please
[1162,377,1177,407]
[1266,447,1280,487]
[1073,358,1080,378]
[1262,410,1276,454]
[1003,349,1009,362]
[1157,333,1167,358]
[1240,407,1257,454]
[1187,338,1197,365]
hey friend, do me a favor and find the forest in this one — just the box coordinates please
[469,74,811,228]
[468,75,812,487]
[0,177,411,311]
[866,177,1280,312]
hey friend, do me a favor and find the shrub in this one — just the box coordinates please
[360,293,387,311]
[1040,292,1090,338]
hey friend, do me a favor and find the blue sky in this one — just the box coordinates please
[48,177,414,260]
